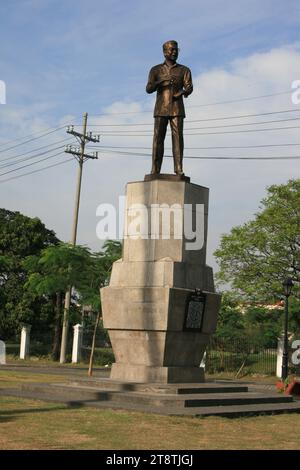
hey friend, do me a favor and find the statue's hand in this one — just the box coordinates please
[156,75,172,88]
[160,80,171,87]
[173,89,184,99]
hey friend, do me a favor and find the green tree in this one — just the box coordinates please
[287,298,300,335]
[24,243,96,359]
[84,240,122,375]
[215,293,246,343]
[243,305,282,348]
[214,179,300,301]
[0,209,59,338]
[24,240,122,362]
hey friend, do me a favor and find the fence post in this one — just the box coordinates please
[20,325,31,359]
[0,340,6,364]
[72,324,83,363]
[276,335,284,378]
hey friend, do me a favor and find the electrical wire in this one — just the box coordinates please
[95,123,300,137]
[85,107,300,127]
[0,158,74,184]
[0,125,67,148]
[83,116,300,133]
[99,148,300,160]
[2,100,299,152]
[0,144,69,170]
[0,138,73,165]
[90,89,292,116]
[0,151,65,177]
[88,143,300,150]
[0,126,66,153]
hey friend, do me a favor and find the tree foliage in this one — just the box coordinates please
[78,239,122,310]
[0,209,59,338]
[214,293,300,349]
[24,239,122,362]
[214,179,300,301]
[214,293,246,342]
[25,239,122,312]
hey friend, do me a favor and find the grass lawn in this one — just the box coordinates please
[0,369,299,450]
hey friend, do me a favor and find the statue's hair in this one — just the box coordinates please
[162,40,178,52]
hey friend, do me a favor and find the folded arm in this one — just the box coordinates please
[146,68,171,94]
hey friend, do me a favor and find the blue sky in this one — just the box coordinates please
[1,0,300,118]
[1,0,300,270]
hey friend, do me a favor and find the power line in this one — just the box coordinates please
[0,158,73,184]
[1,99,297,153]
[0,126,66,154]
[90,89,292,117]
[89,143,300,151]
[95,124,300,137]
[182,107,300,123]
[184,115,300,130]
[0,144,68,170]
[0,151,65,177]
[185,124,300,136]
[85,116,300,134]
[0,125,67,148]
[99,148,300,160]
[0,91,295,151]
[187,90,292,108]
[0,137,73,164]
[85,107,300,127]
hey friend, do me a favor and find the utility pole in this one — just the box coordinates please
[59,112,100,363]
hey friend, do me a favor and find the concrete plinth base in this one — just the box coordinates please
[110,363,205,383]
[101,178,221,384]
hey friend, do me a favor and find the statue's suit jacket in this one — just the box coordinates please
[146,61,193,117]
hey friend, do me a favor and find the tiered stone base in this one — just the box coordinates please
[101,178,221,384]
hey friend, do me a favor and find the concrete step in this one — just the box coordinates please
[20,382,251,407]
[80,397,300,418]
[19,382,293,408]
[1,386,300,418]
[102,390,293,408]
[67,378,249,395]
[185,401,300,417]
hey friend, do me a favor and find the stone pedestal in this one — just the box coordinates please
[101,178,221,383]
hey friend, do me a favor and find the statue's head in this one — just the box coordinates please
[163,40,179,62]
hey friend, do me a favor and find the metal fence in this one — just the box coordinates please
[205,337,278,376]
[81,326,112,365]
[2,329,300,376]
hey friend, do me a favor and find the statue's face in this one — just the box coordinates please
[164,43,179,62]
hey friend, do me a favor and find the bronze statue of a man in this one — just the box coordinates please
[146,40,193,176]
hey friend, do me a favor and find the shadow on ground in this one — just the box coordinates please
[0,402,84,424]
